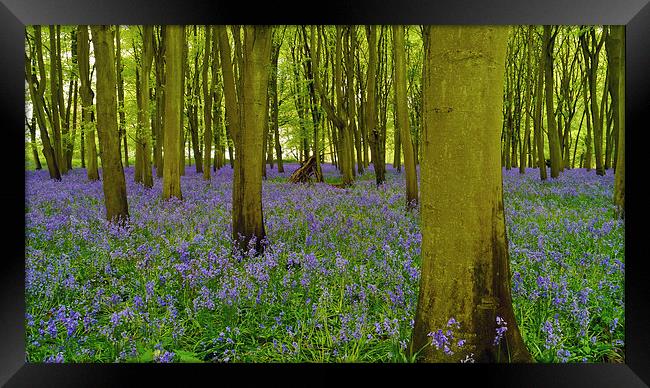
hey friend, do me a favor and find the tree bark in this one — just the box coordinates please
[393,25,418,210]
[610,26,624,217]
[411,26,532,363]
[25,26,60,180]
[231,26,272,254]
[162,25,184,200]
[365,26,384,185]
[90,25,129,222]
[202,25,214,180]
[543,26,562,178]
[77,25,99,181]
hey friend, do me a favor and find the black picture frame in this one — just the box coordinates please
[2,0,649,386]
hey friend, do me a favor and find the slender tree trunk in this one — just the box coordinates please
[411,25,532,364]
[77,25,99,181]
[543,26,562,178]
[582,73,593,170]
[533,28,547,180]
[162,25,184,200]
[116,26,129,168]
[393,25,418,210]
[28,116,42,169]
[365,26,384,185]
[49,26,65,174]
[90,25,129,222]
[520,26,534,174]
[25,27,59,179]
[580,28,606,176]
[154,26,166,178]
[138,26,154,188]
[610,26,624,217]
[202,26,214,180]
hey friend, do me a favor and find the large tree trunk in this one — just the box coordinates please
[231,26,272,254]
[392,25,418,210]
[90,25,129,222]
[543,26,562,178]
[162,25,184,200]
[411,25,532,363]
[77,25,99,181]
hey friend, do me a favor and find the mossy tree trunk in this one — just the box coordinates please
[533,27,547,180]
[137,26,154,188]
[162,25,184,200]
[392,25,418,210]
[77,25,99,181]
[543,26,562,178]
[270,29,283,173]
[115,26,128,168]
[231,26,272,254]
[410,25,532,363]
[610,26,624,217]
[202,25,213,180]
[365,26,384,185]
[25,26,60,180]
[153,26,166,178]
[519,26,534,174]
[49,26,65,174]
[580,27,606,176]
[90,25,129,222]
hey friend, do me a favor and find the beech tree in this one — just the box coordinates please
[410,25,531,363]
[90,25,129,222]
[392,25,418,210]
[77,25,100,181]
[162,25,184,200]
[610,25,624,217]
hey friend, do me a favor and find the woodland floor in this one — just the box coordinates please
[24,163,624,363]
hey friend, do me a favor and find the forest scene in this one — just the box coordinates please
[24,25,625,364]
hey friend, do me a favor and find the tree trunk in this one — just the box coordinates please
[162,25,184,200]
[25,27,60,179]
[580,28,606,175]
[77,25,99,181]
[90,25,129,222]
[520,26,534,174]
[138,26,154,188]
[231,26,272,254]
[411,25,532,363]
[533,28,547,180]
[116,27,128,168]
[202,26,214,180]
[393,25,418,210]
[543,26,562,178]
[49,26,65,174]
[610,26,624,217]
[365,26,384,185]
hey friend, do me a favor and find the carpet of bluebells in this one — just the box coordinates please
[25,163,624,363]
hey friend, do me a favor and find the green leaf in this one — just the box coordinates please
[175,350,203,363]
